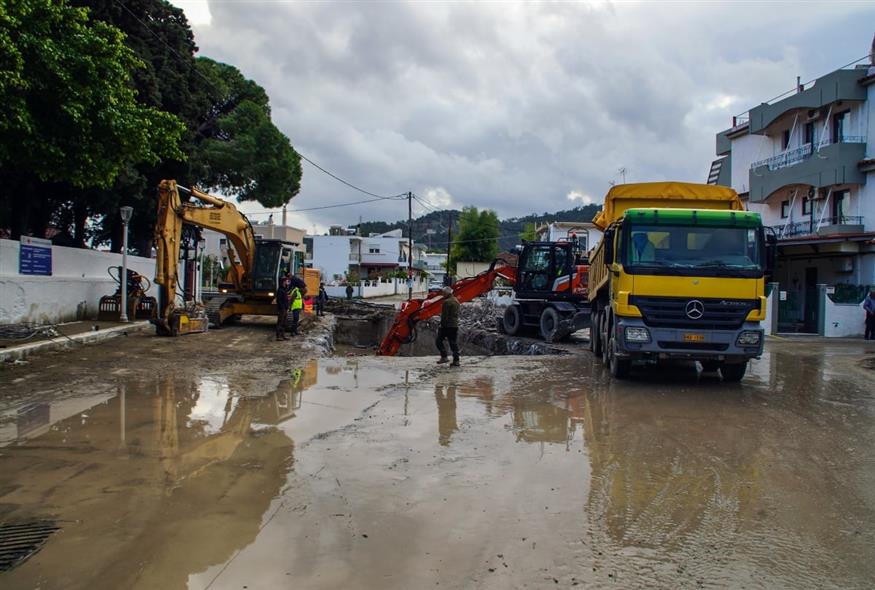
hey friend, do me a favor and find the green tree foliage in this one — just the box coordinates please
[0,0,186,239]
[450,207,500,265]
[519,222,538,242]
[191,58,301,207]
[0,0,184,186]
[79,1,301,252]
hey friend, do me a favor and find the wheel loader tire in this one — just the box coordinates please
[503,305,522,336]
[540,307,561,342]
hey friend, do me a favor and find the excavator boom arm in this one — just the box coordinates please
[377,260,516,356]
[153,180,257,329]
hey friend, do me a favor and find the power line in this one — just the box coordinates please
[298,152,406,200]
[240,194,407,217]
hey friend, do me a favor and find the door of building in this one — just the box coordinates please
[803,267,819,333]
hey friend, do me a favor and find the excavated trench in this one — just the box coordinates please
[329,301,574,357]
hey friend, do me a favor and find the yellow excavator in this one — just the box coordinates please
[152,179,319,336]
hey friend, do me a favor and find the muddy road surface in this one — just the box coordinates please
[1,319,874,589]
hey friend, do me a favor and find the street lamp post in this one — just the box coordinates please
[119,206,134,322]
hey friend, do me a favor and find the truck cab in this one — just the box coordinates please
[593,208,772,380]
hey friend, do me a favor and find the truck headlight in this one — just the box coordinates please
[625,326,651,343]
[736,331,761,346]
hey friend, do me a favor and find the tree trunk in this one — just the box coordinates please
[73,199,89,248]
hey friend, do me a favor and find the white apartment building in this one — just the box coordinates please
[307,229,428,284]
[710,58,875,332]
[424,252,448,284]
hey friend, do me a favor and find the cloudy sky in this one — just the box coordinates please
[170,1,874,233]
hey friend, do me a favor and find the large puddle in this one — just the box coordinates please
[1,345,874,589]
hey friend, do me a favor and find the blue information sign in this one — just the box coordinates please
[19,236,53,276]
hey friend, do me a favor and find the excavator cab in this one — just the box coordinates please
[251,240,296,296]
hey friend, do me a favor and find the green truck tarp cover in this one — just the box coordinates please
[592,181,745,230]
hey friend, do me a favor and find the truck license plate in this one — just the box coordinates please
[683,333,705,342]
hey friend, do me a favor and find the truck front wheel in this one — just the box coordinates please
[607,331,631,379]
[720,362,748,382]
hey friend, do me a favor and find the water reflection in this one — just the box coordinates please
[0,361,321,589]
[434,385,457,446]
[431,357,875,586]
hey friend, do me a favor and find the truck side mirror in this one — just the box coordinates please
[764,229,777,277]
[603,228,615,265]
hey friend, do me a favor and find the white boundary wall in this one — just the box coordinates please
[324,277,427,299]
[0,239,156,325]
[824,300,866,337]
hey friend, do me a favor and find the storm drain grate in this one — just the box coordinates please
[0,520,60,572]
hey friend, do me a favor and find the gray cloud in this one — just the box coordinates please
[177,1,874,231]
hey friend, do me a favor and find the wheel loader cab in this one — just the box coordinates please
[517,243,573,297]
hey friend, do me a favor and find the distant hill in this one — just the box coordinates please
[353,204,601,252]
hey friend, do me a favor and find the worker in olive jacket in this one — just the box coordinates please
[436,286,460,366]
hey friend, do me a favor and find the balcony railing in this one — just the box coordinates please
[751,143,812,171]
[773,216,864,239]
[750,136,866,172]
[349,253,360,262]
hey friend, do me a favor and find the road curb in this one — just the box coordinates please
[0,321,151,363]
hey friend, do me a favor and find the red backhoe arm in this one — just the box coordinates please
[377,260,516,356]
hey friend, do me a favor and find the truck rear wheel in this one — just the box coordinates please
[590,308,602,356]
[540,307,561,342]
[600,312,611,365]
[720,362,747,382]
[503,305,522,336]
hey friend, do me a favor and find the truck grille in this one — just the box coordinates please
[631,296,757,330]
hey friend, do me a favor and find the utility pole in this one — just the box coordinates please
[407,191,413,300]
[445,210,453,286]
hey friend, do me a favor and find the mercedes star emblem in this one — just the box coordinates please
[685,299,705,320]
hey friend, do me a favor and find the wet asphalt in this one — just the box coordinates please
[0,327,873,589]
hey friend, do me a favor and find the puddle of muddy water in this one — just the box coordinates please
[0,359,414,589]
[2,344,875,589]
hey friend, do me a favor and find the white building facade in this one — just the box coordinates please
[534,221,602,254]
[307,229,429,285]
[710,60,875,333]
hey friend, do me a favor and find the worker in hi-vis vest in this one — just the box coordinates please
[290,285,303,336]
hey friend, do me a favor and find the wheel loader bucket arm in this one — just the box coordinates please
[377,260,516,356]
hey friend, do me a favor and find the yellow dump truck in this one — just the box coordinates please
[588,182,775,381]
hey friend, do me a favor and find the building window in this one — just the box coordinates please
[781,129,791,150]
[832,190,850,223]
[368,247,380,254]
[802,197,812,216]
[832,111,850,144]
[803,122,817,146]
[780,200,790,218]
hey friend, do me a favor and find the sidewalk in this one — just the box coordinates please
[0,320,151,363]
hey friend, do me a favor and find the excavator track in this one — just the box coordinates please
[204,295,235,328]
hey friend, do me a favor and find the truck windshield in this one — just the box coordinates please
[622,224,763,277]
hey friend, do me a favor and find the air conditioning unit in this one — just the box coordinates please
[836,257,854,273]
